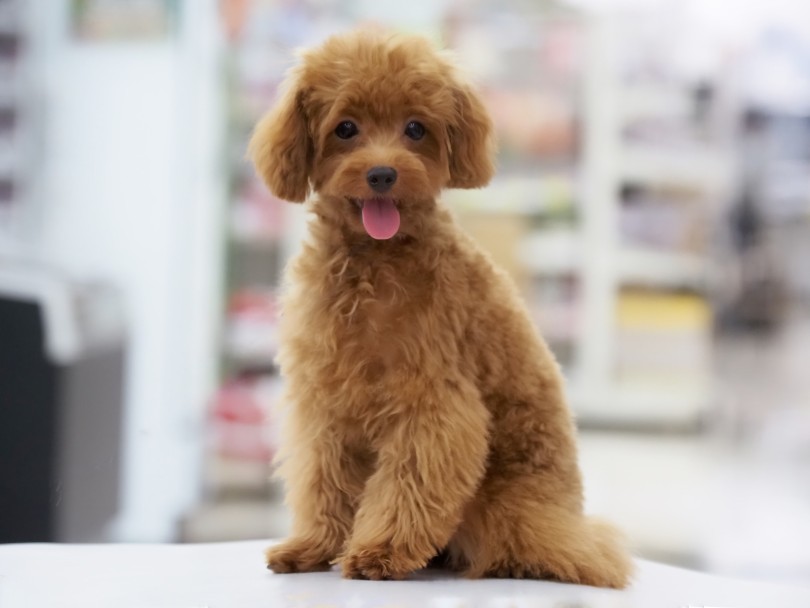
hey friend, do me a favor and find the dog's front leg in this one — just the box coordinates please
[340,378,490,580]
[265,417,370,574]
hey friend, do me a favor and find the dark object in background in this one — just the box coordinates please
[720,108,792,333]
[0,266,126,542]
[731,190,762,252]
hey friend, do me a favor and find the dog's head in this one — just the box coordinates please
[248,30,495,241]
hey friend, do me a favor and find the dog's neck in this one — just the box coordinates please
[344,234,416,257]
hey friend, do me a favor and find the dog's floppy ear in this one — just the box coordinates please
[447,83,496,189]
[248,72,312,203]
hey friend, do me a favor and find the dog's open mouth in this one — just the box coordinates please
[349,197,401,240]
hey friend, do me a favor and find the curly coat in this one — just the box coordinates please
[248,30,632,587]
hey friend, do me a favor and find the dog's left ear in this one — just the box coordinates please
[248,72,313,203]
[447,83,496,189]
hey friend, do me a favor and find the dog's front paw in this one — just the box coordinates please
[265,538,334,574]
[340,544,425,580]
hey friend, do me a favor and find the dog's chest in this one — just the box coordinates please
[337,263,419,344]
[325,255,434,369]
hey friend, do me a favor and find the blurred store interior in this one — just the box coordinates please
[1,0,809,588]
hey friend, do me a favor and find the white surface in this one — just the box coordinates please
[1,541,809,608]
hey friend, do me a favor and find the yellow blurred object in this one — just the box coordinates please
[456,213,527,290]
[614,289,712,388]
[616,290,711,330]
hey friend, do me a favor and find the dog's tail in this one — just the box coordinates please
[583,516,635,588]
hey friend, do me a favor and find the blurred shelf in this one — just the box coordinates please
[445,174,576,216]
[518,228,579,274]
[617,247,707,289]
[223,335,277,365]
[519,231,708,288]
[224,348,277,365]
[620,144,731,190]
[229,202,284,249]
[206,457,279,499]
[620,84,693,122]
[222,352,278,378]
[568,381,712,429]
[181,499,290,543]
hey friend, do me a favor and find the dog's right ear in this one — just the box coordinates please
[248,74,312,203]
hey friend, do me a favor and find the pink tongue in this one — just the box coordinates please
[361,198,400,240]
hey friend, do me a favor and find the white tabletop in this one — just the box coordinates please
[1,540,808,608]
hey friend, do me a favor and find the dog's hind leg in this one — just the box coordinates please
[448,474,633,588]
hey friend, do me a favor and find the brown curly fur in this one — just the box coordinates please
[248,30,633,588]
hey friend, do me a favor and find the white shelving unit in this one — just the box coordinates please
[520,16,733,428]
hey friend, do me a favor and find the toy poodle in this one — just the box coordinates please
[248,30,633,588]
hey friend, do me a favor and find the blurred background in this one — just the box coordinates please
[1,0,809,588]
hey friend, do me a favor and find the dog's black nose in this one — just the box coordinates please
[366,166,397,193]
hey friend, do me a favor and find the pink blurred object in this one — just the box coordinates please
[231,178,286,242]
[209,378,274,462]
[224,288,279,362]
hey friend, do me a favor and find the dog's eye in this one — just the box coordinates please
[334,121,358,139]
[404,120,426,141]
